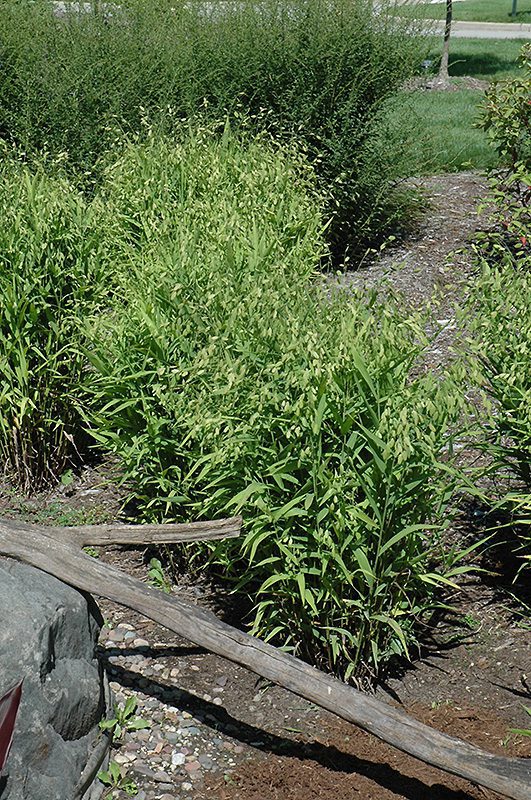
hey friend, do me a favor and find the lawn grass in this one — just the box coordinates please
[384,37,527,175]
[383,89,496,175]
[429,37,528,80]
[406,0,531,24]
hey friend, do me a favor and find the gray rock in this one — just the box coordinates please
[0,560,106,800]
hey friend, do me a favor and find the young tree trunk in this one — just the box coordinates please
[438,0,453,81]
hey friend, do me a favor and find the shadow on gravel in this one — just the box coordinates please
[97,659,478,800]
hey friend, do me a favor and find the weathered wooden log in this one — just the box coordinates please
[0,518,529,800]
[57,516,242,547]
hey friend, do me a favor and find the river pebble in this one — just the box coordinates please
[96,619,251,799]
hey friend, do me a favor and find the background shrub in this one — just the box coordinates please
[0,0,423,258]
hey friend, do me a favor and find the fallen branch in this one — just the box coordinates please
[56,515,242,547]
[0,518,529,800]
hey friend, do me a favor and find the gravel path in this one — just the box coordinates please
[98,617,250,799]
[95,598,323,800]
[100,625,240,798]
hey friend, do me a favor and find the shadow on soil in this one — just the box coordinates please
[99,655,479,800]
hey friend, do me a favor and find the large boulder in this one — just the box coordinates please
[0,558,107,800]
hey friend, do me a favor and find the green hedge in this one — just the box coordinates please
[0,0,423,257]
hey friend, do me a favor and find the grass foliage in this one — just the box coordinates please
[0,159,111,489]
[436,38,529,82]
[2,7,522,680]
[471,263,531,490]
[466,261,531,573]
[407,1,531,24]
[464,46,531,574]
[79,131,465,679]
[0,127,466,677]
[383,89,496,175]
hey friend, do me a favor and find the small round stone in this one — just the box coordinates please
[107,629,125,643]
[152,770,172,782]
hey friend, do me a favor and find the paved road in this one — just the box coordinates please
[424,19,531,38]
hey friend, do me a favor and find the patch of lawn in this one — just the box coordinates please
[383,89,496,175]
[421,37,526,80]
[438,38,527,80]
[407,0,531,24]
[391,38,525,177]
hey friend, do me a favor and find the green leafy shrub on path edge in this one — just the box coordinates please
[463,44,531,576]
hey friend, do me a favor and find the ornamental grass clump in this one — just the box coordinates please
[464,262,531,575]
[84,131,465,680]
[464,45,531,574]
[0,161,111,489]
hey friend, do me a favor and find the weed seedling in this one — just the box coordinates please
[509,705,531,738]
[98,760,138,798]
[147,558,172,594]
[99,697,150,741]
[462,613,481,631]
[83,546,100,559]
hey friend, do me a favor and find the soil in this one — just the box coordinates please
[1,171,530,800]
[335,171,487,307]
[205,705,531,800]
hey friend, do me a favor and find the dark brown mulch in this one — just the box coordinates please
[204,702,530,800]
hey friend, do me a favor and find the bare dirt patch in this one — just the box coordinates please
[336,171,487,308]
[404,77,491,92]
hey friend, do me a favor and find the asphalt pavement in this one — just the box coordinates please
[430,19,531,39]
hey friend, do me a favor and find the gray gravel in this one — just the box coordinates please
[97,621,246,800]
